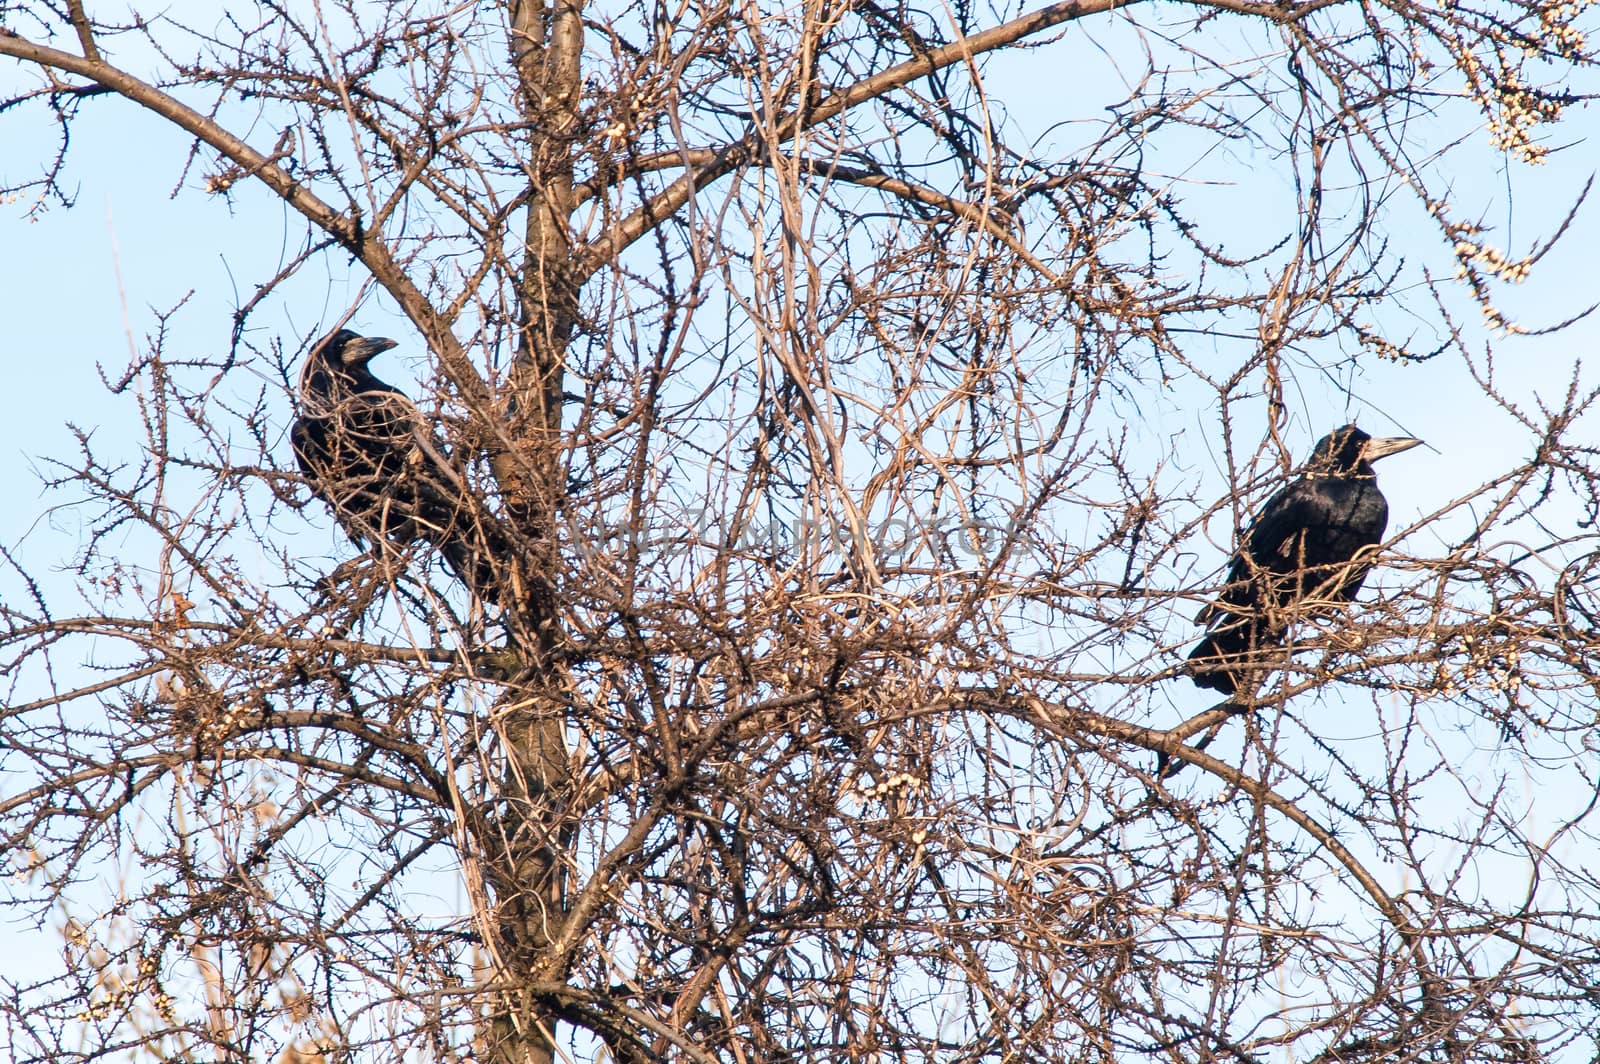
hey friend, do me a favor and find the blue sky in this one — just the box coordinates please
[6,0,1599,913]
[4,5,1600,1056]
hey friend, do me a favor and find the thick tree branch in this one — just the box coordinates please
[0,31,516,484]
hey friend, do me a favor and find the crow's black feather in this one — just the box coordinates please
[1187,425,1420,695]
[292,329,507,603]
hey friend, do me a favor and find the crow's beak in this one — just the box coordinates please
[1362,436,1423,463]
[348,336,399,364]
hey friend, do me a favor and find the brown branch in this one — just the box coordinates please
[534,982,722,1064]
[965,689,1419,940]
[793,156,1063,281]
[64,0,100,62]
[0,31,516,490]
[0,734,441,819]
[0,37,355,244]
[577,0,1141,277]
[1,615,522,674]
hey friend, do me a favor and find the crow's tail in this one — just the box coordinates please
[1185,622,1257,695]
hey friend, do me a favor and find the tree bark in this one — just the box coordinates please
[483,3,585,1062]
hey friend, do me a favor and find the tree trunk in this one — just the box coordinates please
[484,2,585,1062]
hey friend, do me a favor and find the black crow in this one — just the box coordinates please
[1186,425,1421,695]
[292,329,505,603]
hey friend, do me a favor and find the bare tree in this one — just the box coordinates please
[4,0,1600,1061]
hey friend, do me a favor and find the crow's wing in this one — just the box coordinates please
[335,388,420,472]
[1197,480,1319,622]
[365,392,508,596]
[289,416,322,479]
[1239,479,1328,575]
[301,378,507,603]
[1240,478,1385,611]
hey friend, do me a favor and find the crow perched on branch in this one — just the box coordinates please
[1186,425,1422,695]
[292,329,506,603]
